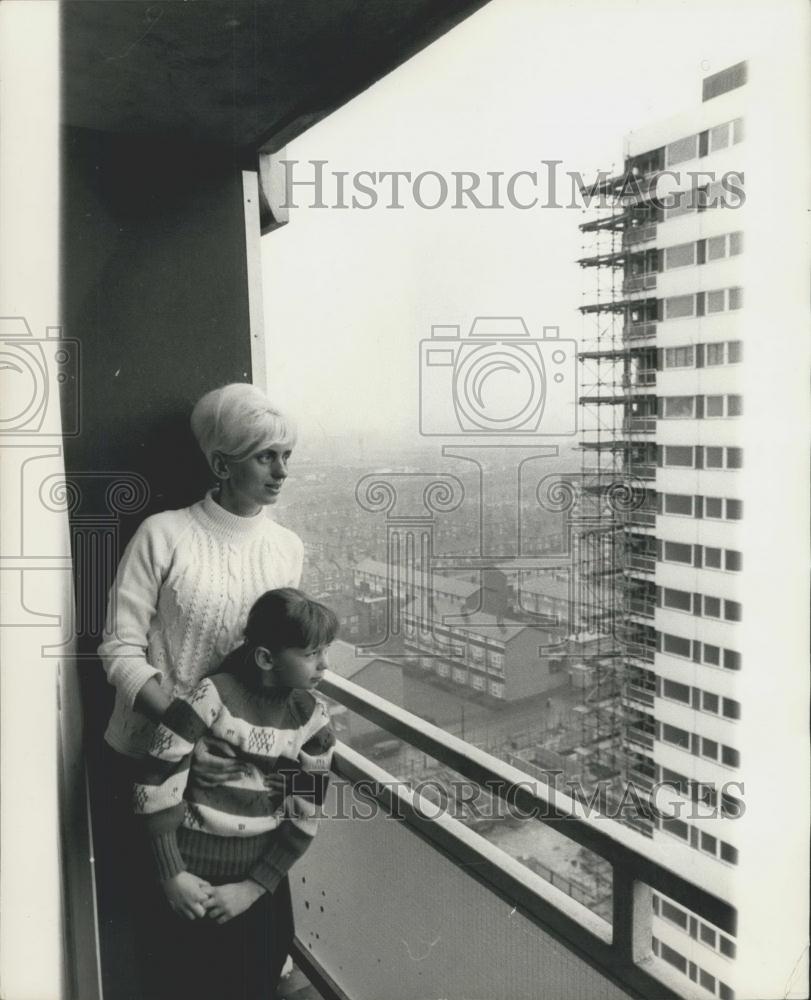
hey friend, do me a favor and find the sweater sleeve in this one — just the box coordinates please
[97,514,177,709]
[249,703,335,894]
[133,680,222,881]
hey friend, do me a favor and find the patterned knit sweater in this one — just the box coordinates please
[134,672,335,894]
[99,490,304,757]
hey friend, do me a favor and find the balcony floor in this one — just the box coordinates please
[276,962,327,1000]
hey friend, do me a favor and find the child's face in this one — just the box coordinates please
[269,644,330,689]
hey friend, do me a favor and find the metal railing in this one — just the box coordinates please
[313,671,736,1000]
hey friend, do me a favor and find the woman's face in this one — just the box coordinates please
[216,441,293,515]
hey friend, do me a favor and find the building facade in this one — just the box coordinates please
[578,61,748,1000]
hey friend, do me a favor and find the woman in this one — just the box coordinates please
[96,382,304,997]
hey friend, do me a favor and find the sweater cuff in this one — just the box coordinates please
[123,664,162,711]
[248,841,305,895]
[150,831,186,882]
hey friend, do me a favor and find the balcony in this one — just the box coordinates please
[622,274,657,295]
[622,223,657,248]
[286,673,737,1000]
[624,321,657,342]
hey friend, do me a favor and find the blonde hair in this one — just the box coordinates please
[190,383,296,472]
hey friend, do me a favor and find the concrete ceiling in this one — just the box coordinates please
[62,0,491,152]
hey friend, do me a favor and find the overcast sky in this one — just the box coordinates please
[262,0,763,461]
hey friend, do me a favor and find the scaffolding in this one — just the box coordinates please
[572,152,666,833]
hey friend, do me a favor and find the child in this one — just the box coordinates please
[133,588,338,1000]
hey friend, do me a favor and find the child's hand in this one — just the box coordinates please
[206,880,265,924]
[161,871,213,920]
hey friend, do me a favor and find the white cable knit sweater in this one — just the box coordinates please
[98,490,304,757]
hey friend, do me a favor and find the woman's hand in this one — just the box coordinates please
[192,736,249,788]
[161,872,213,920]
[206,880,265,924]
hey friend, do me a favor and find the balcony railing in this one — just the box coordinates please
[622,274,657,294]
[622,223,657,247]
[300,672,736,1000]
[624,322,657,341]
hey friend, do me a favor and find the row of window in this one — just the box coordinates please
[662,445,742,470]
[660,723,740,768]
[664,340,742,368]
[665,117,744,167]
[660,678,741,721]
[654,893,737,958]
[660,492,742,521]
[664,177,744,219]
[659,632,741,671]
[661,394,742,419]
[652,937,735,999]
[430,658,506,698]
[664,231,743,270]
[665,286,743,320]
[661,539,742,572]
[660,586,742,623]
[652,937,735,1000]
[660,816,740,869]
[658,767,743,820]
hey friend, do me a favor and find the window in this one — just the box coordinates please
[665,446,693,467]
[663,724,690,749]
[667,134,698,166]
[723,648,741,670]
[663,633,691,658]
[664,493,693,515]
[727,395,743,416]
[707,235,726,260]
[661,901,688,929]
[727,448,743,469]
[707,289,726,313]
[726,498,743,519]
[664,540,693,563]
[710,121,731,151]
[662,818,689,841]
[701,737,718,760]
[722,698,741,720]
[724,600,742,622]
[665,243,695,269]
[720,843,739,866]
[720,937,736,958]
[729,231,743,255]
[705,395,724,417]
[699,969,716,992]
[733,117,744,143]
[728,286,743,309]
[704,546,722,568]
[703,596,721,618]
[722,746,740,767]
[705,342,725,365]
[665,345,694,367]
[661,943,688,973]
[664,396,694,418]
[706,447,724,468]
[727,340,743,363]
[666,294,695,319]
[703,643,720,666]
[702,691,719,713]
[663,679,690,703]
[700,923,717,946]
[705,497,724,518]
[664,587,692,612]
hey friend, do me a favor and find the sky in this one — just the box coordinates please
[261,0,765,461]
